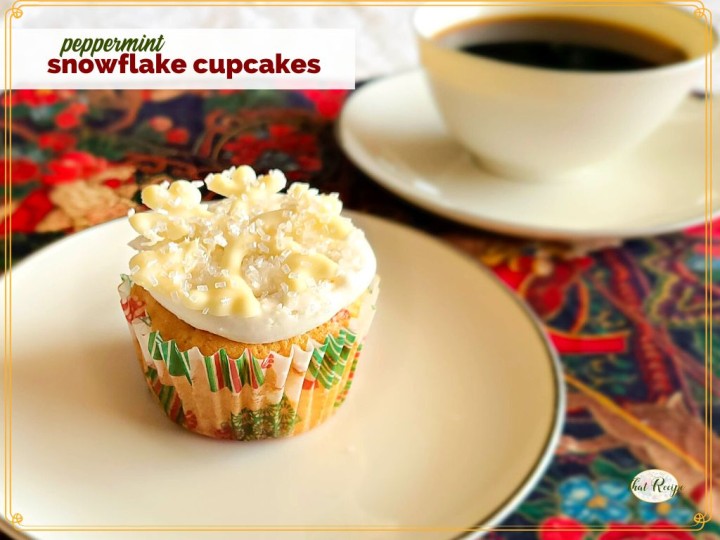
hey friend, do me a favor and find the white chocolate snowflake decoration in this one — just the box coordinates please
[127,166,368,320]
[129,180,208,245]
[205,166,286,199]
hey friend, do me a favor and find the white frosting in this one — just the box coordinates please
[148,236,375,343]
[127,167,377,343]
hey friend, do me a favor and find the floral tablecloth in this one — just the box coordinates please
[2,88,718,540]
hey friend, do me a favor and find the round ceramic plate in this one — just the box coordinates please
[339,71,719,241]
[1,212,563,540]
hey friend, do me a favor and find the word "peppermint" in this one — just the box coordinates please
[59,34,165,58]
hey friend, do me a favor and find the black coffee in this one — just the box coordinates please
[437,17,688,71]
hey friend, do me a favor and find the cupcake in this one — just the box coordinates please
[118,166,379,440]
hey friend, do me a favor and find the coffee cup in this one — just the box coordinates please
[414,5,716,180]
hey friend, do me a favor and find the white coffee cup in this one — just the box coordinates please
[414,5,716,180]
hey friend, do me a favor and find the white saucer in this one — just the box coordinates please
[1,212,563,540]
[339,70,719,241]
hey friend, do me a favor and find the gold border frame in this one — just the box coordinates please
[1,0,714,535]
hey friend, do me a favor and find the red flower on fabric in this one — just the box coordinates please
[55,110,80,129]
[1,157,39,185]
[224,124,320,177]
[276,130,315,155]
[43,159,82,184]
[268,124,295,138]
[7,189,53,233]
[41,151,108,185]
[597,521,695,540]
[299,89,349,119]
[38,132,77,153]
[225,135,267,165]
[54,102,88,130]
[165,127,189,145]
[540,517,588,540]
[13,89,62,107]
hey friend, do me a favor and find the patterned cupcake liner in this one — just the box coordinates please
[119,275,378,440]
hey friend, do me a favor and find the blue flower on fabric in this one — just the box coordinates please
[559,476,632,524]
[637,498,695,524]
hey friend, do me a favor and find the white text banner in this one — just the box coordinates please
[12,28,355,89]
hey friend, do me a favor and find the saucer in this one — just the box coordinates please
[1,212,563,539]
[339,70,719,240]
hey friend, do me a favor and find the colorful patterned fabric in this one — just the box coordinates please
[2,88,717,538]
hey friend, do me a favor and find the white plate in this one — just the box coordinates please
[1,213,563,540]
[339,70,720,241]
